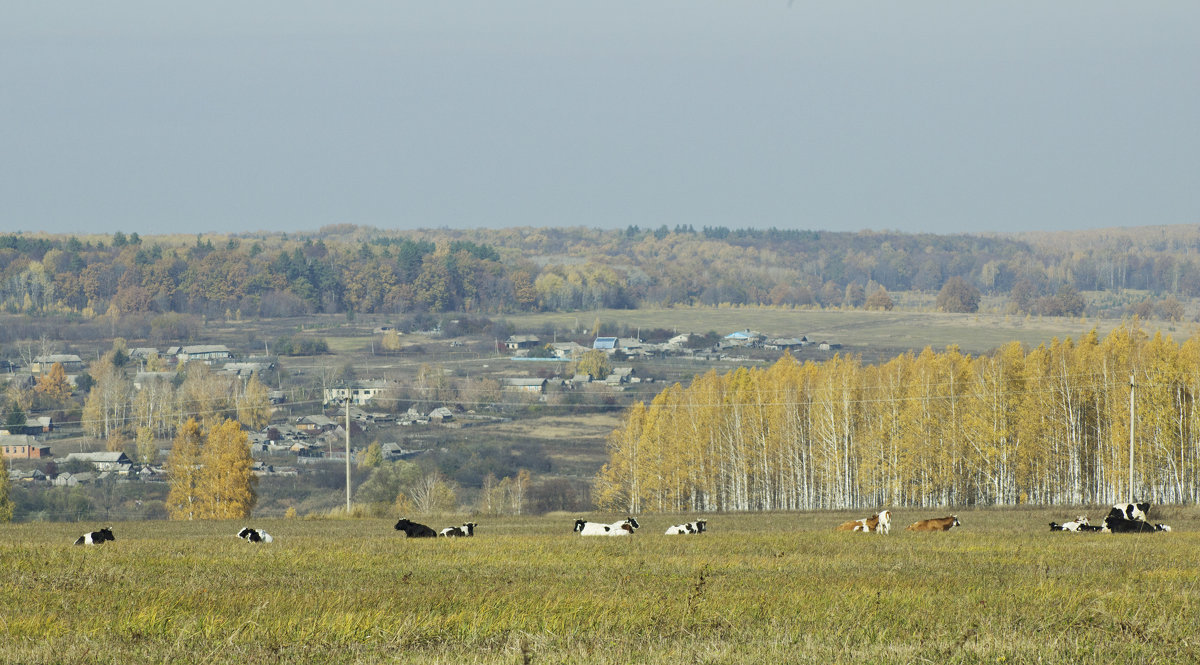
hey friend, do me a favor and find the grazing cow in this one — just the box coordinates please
[1108,502,1150,522]
[835,510,891,534]
[574,517,640,536]
[907,515,961,532]
[665,520,707,535]
[439,522,477,537]
[237,527,273,543]
[74,527,115,546]
[1048,516,1090,532]
[1104,515,1170,533]
[394,518,437,538]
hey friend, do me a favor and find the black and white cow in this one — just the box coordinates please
[1108,502,1150,522]
[574,517,639,536]
[1049,516,1090,532]
[664,520,707,535]
[1104,515,1170,533]
[394,518,437,538]
[439,522,477,537]
[74,527,115,546]
[237,527,273,543]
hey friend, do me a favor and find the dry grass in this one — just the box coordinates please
[3,508,1199,664]
[485,412,621,441]
[505,305,1173,357]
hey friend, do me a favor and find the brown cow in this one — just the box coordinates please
[906,515,961,531]
[835,510,891,534]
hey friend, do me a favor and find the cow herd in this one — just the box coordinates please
[68,502,1176,546]
[1049,502,1172,533]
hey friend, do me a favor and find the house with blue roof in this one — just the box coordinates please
[593,337,618,351]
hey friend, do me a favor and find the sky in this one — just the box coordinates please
[2,2,1198,237]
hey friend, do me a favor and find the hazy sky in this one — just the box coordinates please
[3,2,1197,237]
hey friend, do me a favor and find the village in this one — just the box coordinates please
[2,325,837,517]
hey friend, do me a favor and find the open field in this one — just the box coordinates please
[504,306,1187,358]
[4,507,1200,664]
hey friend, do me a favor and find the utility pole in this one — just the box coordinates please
[346,389,352,512]
[1129,375,1135,501]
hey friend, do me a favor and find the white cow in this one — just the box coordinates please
[665,520,707,535]
[574,517,639,536]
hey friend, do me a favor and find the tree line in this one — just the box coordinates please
[2,224,1199,321]
[595,324,1200,513]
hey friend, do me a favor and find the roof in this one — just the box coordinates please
[179,345,231,355]
[503,378,548,387]
[593,337,618,349]
[64,452,131,463]
[34,354,83,363]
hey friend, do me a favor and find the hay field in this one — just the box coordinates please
[4,507,1199,664]
[505,306,1177,357]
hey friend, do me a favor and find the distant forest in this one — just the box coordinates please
[2,224,1198,328]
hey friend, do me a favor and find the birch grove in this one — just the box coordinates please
[595,324,1200,512]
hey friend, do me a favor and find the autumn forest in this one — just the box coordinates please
[597,325,1200,512]
[3,224,1199,330]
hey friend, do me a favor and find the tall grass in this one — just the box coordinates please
[2,508,1199,664]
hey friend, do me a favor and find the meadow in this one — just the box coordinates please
[3,508,1199,664]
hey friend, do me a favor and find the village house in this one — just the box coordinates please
[61,451,133,474]
[766,337,808,351]
[133,371,177,390]
[550,341,588,359]
[723,330,765,347]
[324,380,393,406]
[32,354,84,374]
[1,434,51,460]
[296,415,338,435]
[176,345,232,363]
[128,348,159,362]
[593,337,618,352]
[504,335,541,352]
[502,378,547,394]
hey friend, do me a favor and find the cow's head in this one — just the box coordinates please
[625,517,640,530]
[573,519,586,532]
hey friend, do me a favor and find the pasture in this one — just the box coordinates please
[3,508,1199,664]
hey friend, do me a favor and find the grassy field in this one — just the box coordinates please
[4,507,1199,664]
[504,306,1164,358]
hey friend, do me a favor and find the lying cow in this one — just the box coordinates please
[1104,515,1171,533]
[74,527,115,546]
[394,518,437,538]
[665,520,707,535]
[439,522,477,537]
[907,515,961,531]
[1049,516,1090,532]
[574,517,639,536]
[835,510,890,534]
[237,527,274,543]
